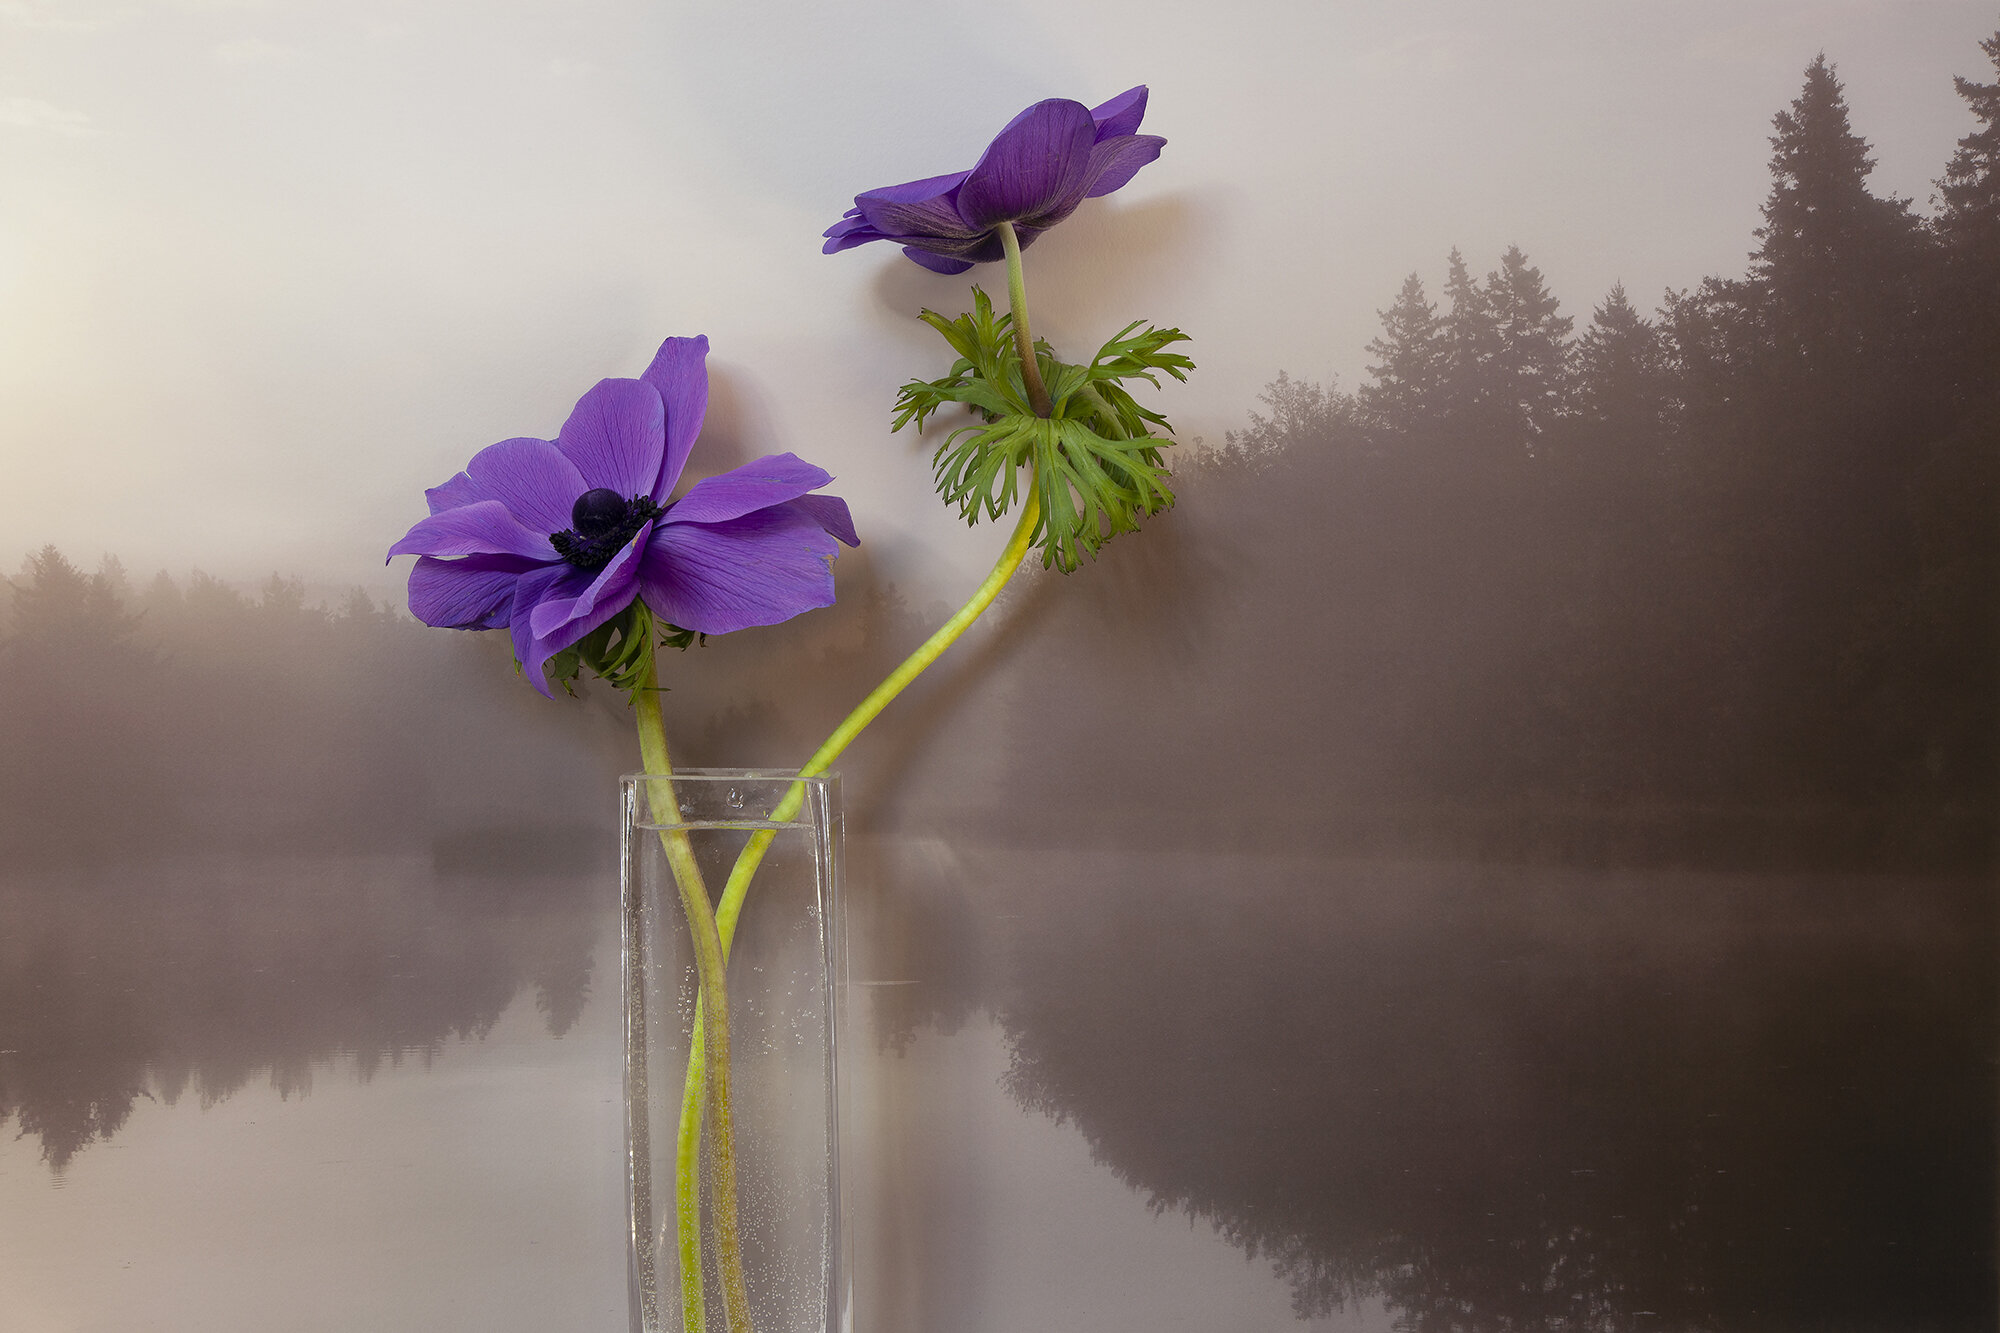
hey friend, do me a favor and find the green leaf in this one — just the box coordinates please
[540,646,584,696]
[895,288,1194,570]
[516,601,706,701]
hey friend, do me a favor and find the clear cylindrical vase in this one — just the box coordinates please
[622,770,847,1333]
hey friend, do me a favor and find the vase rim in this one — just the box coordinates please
[619,768,839,782]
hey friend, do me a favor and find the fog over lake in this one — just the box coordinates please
[5,17,1998,1330]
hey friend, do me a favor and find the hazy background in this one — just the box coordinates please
[3,3,1997,1331]
[0,0,1991,595]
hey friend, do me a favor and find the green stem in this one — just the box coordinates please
[671,478,1045,1200]
[670,237,1050,1322]
[635,662,754,1333]
[997,220,1053,419]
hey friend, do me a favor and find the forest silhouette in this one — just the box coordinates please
[2,39,1997,1330]
[4,47,1995,874]
[990,47,1998,875]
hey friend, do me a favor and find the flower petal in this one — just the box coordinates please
[461,436,588,535]
[955,99,1097,230]
[913,213,1045,256]
[407,553,538,629]
[527,522,650,640]
[786,494,860,548]
[823,90,1160,272]
[854,168,973,207]
[1081,133,1166,200]
[824,227,886,256]
[854,190,982,244]
[903,247,975,275]
[388,500,556,561]
[638,507,841,636]
[525,594,630,695]
[848,168,981,241]
[555,377,666,498]
[1089,86,1148,140]
[665,453,835,527]
[902,222,1044,270]
[425,472,484,514]
[888,230,999,260]
[639,335,710,502]
[508,564,583,698]
[822,212,875,243]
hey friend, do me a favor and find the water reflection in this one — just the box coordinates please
[1,829,1989,1331]
[0,853,602,1171]
[863,845,1997,1333]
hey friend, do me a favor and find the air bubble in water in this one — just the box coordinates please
[726,787,744,810]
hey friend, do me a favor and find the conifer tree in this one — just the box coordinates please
[1572,283,1669,441]
[1485,245,1573,445]
[1934,28,2000,378]
[97,555,131,605]
[7,546,86,646]
[259,573,308,619]
[1360,272,1444,432]
[1753,53,1920,374]
[1659,274,1764,439]
[1936,31,2000,256]
[1225,371,1358,462]
[143,570,183,615]
[338,587,385,624]
[7,546,138,654]
[1437,247,1499,430]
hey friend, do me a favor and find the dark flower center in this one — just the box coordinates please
[550,489,662,571]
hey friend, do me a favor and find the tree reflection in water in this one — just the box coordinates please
[0,854,600,1172]
[867,848,1995,1333]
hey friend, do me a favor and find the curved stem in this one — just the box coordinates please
[997,221,1053,419]
[731,475,1039,929]
[671,479,1044,1195]
[635,663,754,1333]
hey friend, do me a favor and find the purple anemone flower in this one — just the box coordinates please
[822,86,1165,275]
[388,335,858,697]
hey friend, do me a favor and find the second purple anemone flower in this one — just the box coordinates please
[822,86,1165,275]
[388,335,858,696]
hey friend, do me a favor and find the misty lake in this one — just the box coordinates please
[1,844,1991,1332]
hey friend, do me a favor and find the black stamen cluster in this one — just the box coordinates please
[550,490,662,571]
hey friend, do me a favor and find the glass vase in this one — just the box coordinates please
[622,770,848,1333]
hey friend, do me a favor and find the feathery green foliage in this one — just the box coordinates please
[542,602,703,696]
[894,288,1193,572]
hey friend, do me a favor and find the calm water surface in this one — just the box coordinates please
[1,844,1991,1332]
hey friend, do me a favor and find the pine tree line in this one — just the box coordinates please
[1264,46,2000,461]
[1018,39,2000,871]
[9,41,1996,872]
[0,541,940,860]
[1356,244,1578,449]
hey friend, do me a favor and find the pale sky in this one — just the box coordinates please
[2,0,1994,601]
